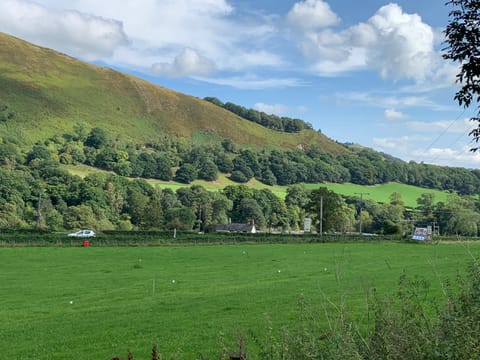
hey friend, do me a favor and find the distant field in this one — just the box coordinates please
[1,241,479,359]
[65,164,448,207]
[307,182,449,207]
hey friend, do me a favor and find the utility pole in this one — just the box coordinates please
[354,192,370,234]
[36,188,44,229]
[319,196,323,236]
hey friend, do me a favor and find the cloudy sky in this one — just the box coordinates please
[1,0,479,168]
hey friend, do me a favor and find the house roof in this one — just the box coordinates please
[216,223,255,232]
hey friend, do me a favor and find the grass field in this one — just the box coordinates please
[64,164,448,208]
[1,241,479,359]
[312,182,449,207]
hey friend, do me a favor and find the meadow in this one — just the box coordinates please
[1,241,478,359]
[65,164,448,208]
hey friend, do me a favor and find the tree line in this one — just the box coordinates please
[26,124,479,195]
[1,127,480,235]
[204,97,313,133]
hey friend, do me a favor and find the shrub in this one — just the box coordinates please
[230,170,249,183]
[436,261,480,359]
[174,163,197,184]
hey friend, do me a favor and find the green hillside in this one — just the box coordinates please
[2,32,475,193]
[1,31,479,238]
[0,32,347,154]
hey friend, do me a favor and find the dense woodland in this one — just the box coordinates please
[1,124,480,236]
[201,100,479,194]
[46,122,480,193]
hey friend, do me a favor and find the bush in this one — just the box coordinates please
[436,261,480,359]
[368,274,436,359]
[230,170,249,183]
[174,163,197,184]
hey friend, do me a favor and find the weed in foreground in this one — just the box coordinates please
[112,261,480,359]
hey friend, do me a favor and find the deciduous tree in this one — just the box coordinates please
[85,127,108,149]
[443,0,480,150]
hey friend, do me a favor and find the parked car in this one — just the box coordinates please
[68,229,96,238]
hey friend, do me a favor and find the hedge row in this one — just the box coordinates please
[0,230,401,247]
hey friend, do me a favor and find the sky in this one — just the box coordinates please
[1,0,479,168]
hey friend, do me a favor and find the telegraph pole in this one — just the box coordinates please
[319,196,323,236]
[355,192,369,234]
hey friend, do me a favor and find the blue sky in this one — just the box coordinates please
[1,0,479,168]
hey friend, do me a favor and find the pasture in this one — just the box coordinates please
[1,241,479,359]
[65,164,448,208]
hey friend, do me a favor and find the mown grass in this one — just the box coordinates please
[306,182,449,207]
[1,241,478,359]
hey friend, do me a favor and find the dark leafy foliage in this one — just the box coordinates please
[3,121,480,234]
[174,163,197,184]
[204,97,313,133]
[443,0,480,150]
[85,127,108,149]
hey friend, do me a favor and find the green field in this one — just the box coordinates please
[312,182,449,207]
[65,164,448,208]
[1,241,479,359]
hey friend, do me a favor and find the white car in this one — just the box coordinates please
[68,229,96,238]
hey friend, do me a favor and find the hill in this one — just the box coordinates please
[0,32,347,154]
[2,33,480,236]
[1,32,479,199]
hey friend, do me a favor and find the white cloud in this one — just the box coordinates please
[372,133,480,167]
[308,41,368,75]
[413,146,480,167]
[406,118,474,134]
[401,61,459,93]
[222,50,285,71]
[253,103,289,115]
[287,0,340,30]
[69,0,281,73]
[0,0,284,77]
[193,75,306,90]
[384,108,407,120]
[152,48,215,77]
[333,91,451,111]
[371,117,476,166]
[1,0,447,89]
[373,135,427,150]
[0,0,128,60]
[294,3,436,81]
[368,4,435,80]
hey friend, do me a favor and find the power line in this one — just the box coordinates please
[420,108,467,162]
